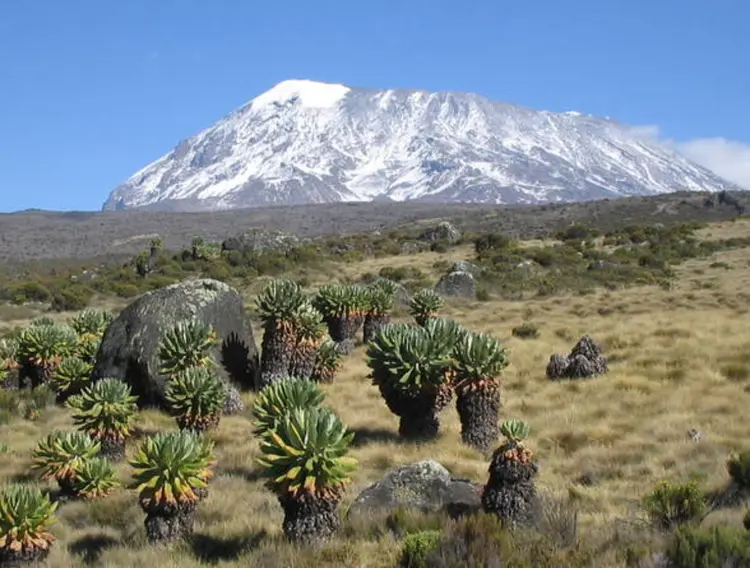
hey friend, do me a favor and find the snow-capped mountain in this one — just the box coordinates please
[102,79,741,211]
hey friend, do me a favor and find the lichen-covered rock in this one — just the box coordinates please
[221,229,303,254]
[435,271,476,298]
[347,460,482,521]
[546,335,607,380]
[91,279,258,407]
[570,335,602,360]
[546,354,569,380]
[222,384,245,415]
[420,221,461,244]
[451,260,482,276]
[565,353,596,378]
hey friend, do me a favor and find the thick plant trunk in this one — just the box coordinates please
[362,313,390,343]
[0,545,50,567]
[289,341,318,380]
[311,365,336,384]
[21,362,55,389]
[280,492,341,546]
[481,442,539,526]
[142,490,206,543]
[259,322,294,388]
[456,387,501,454]
[398,411,439,441]
[378,385,442,442]
[57,476,79,501]
[326,315,364,344]
[481,480,538,527]
[99,437,126,462]
[176,414,220,434]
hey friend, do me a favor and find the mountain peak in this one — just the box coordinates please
[251,79,351,110]
[102,82,741,212]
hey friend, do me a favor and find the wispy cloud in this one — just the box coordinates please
[675,138,750,189]
[631,126,750,189]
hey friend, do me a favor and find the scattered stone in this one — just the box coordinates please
[347,460,482,521]
[222,385,245,415]
[574,472,598,487]
[434,270,476,298]
[546,335,608,380]
[587,260,617,271]
[686,428,704,442]
[91,279,259,407]
[221,229,302,254]
[400,241,424,255]
[419,221,461,244]
[451,260,483,276]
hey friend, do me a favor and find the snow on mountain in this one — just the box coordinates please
[102,79,742,211]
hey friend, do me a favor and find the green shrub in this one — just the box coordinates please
[203,263,232,282]
[475,287,490,302]
[430,240,450,253]
[728,451,750,489]
[4,281,52,303]
[386,508,444,537]
[108,282,141,298]
[556,223,599,242]
[50,286,93,312]
[474,233,514,255]
[512,323,540,339]
[400,530,441,568]
[423,512,589,568]
[744,509,750,531]
[667,525,750,568]
[643,480,706,530]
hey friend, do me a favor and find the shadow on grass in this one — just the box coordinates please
[9,471,37,484]
[190,531,267,563]
[218,466,266,483]
[350,426,403,448]
[131,426,161,440]
[69,534,120,565]
[706,483,749,510]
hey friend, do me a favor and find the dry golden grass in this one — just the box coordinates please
[3,218,750,566]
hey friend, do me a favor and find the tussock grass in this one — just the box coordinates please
[2,218,750,566]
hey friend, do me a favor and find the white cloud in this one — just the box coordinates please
[675,138,750,189]
[630,125,750,189]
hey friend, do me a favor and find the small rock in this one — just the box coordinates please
[451,260,482,276]
[347,460,482,521]
[221,229,302,254]
[686,428,704,442]
[400,241,423,255]
[419,221,461,244]
[574,472,598,487]
[546,335,608,380]
[434,271,476,298]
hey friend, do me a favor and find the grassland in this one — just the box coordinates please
[2,217,750,566]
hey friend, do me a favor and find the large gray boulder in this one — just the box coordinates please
[91,279,258,407]
[221,229,302,254]
[419,221,461,244]
[435,270,476,298]
[347,460,481,520]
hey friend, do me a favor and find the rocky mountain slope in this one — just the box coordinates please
[103,80,740,211]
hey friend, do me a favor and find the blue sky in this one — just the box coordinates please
[1,0,748,212]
